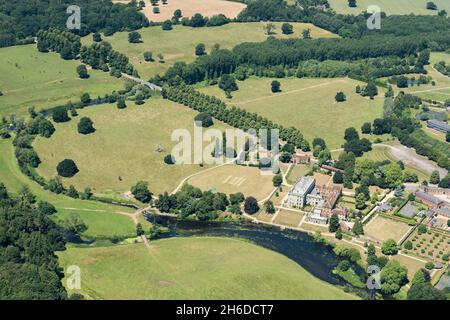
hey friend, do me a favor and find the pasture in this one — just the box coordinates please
[58,237,357,299]
[0,139,136,238]
[33,98,230,197]
[328,0,450,15]
[0,45,123,118]
[199,77,384,149]
[187,164,275,201]
[84,22,337,80]
[364,215,411,243]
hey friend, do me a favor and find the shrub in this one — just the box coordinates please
[425,262,434,270]
[194,112,213,127]
[52,107,70,123]
[164,154,175,164]
[77,117,95,134]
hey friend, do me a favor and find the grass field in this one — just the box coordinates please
[364,215,411,243]
[0,139,135,238]
[273,210,303,228]
[0,45,124,118]
[58,237,357,299]
[83,22,337,80]
[187,164,274,201]
[328,0,450,15]
[287,164,311,185]
[199,77,384,149]
[33,98,230,197]
[115,0,247,21]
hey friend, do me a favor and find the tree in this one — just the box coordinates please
[76,65,89,79]
[446,131,450,142]
[219,74,238,93]
[348,0,357,7]
[92,32,102,42]
[230,192,245,205]
[62,214,87,234]
[38,201,57,215]
[335,227,343,240]
[263,23,276,35]
[430,170,440,184]
[362,81,378,98]
[136,223,144,236]
[407,282,446,300]
[195,43,206,56]
[329,213,340,233]
[80,93,91,106]
[410,269,430,287]
[56,159,79,177]
[264,200,275,214]
[128,31,142,43]
[355,193,366,210]
[361,122,372,134]
[425,262,434,270]
[271,80,281,93]
[67,185,79,198]
[244,196,259,214]
[381,239,398,255]
[417,224,427,235]
[143,51,153,62]
[302,29,311,39]
[272,174,283,187]
[117,98,127,109]
[426,2,437,10]
[52,107,70,123]
[352,218,364,235]
[162,20,173,30]
[281,23,293,35]
[77,117,95,135]
[153,6,160,14]
[385,162,403,188]
[131,181,152,203]
[317,149,331,166]
[396,76,409,88]
[164,154,175,165]
[335,91,346,102]
[403,240,413,250]
[380,260,408,295]
[194,112,213,127]
[344,127,359,142]
[333,171,343,184]
[173,9,182,20]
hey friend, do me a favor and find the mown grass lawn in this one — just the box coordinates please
[0,139,135,238]
[328,0,450,15]
[58,237,358,300]
[83,22,337,80]
[33,98,231,197]
[200,77,384,149]
[0,44,124,118]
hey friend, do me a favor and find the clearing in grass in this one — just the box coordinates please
[199,77,384,149]
[187,164,275,201]
[83,22,337,80]
[328,0,450,15]
[33,98,230,198]
[0,139,135,238]
[0,45,124,118]
[58,237,358,299]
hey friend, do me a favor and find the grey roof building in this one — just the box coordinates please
[427,119,450,133]
[287,177,315,208]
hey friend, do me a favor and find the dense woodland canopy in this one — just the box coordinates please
[0,184,67,299]
[0,0,149,47]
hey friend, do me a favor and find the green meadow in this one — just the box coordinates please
[58,237,358,300]
[0,44,124,118]
[199,76,384,149]
[83,22,338,80]
[0,138,135,239]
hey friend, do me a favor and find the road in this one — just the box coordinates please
[121,73,162,91]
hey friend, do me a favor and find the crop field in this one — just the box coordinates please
[0,45,124,118]
[120,0,247,21]
[328,0,450,15]
[0,139,135,238]
[58,237,357,299]
[33,98,230,197]
[83,22,337,80]
[364,215,411,243]
[187,164,275,201]
[199,77,384,149]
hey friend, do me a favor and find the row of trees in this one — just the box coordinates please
[162,84,310,151]
[37,28,81,60]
